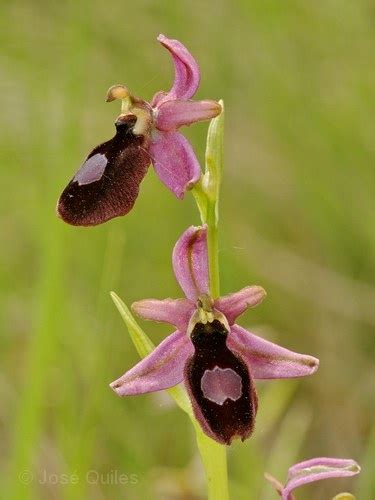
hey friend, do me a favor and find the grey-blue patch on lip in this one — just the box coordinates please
[74,153,108,186]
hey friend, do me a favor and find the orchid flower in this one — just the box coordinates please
[57,34,221,226]
[110,225,319,445]
[265,457,361,499]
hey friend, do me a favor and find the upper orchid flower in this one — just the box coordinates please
[265,457,361,500]
[57,34,221,226]
[110,226,319,445]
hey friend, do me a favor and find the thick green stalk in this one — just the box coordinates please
[195,427,229,500]
[192,100,224,298]
[192,101,228,499]
[191,179,208,222]
[206,200,220,298]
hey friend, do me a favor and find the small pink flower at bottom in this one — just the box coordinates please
[265,457,361,500]
[110,226,319,444]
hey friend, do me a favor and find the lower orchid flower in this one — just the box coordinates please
[265,457,361,499]
[110,225,319,445]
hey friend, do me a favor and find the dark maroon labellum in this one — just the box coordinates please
[185,319,257,445]
[57,114,150,226]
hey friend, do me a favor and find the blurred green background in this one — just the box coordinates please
[1,0,374,499]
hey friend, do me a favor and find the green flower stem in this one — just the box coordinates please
[195,428,229,500]
[206,199,220,299]
[191,101,228,499]
[191,179,208,222]
[192,99,224,299]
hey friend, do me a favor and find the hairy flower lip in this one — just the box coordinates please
[111,226,319,444]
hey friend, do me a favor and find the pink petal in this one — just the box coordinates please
[152,34,200,105]
[156,99,221,132]
[287,457,361,479]
[228,325,319,379]
[283,457,360,500]
[184,345,258,445]
[150,130,201,199]
[215,286,267,325]
[110,331,193,396]
[172,225,209,301]
[132,298,194,331]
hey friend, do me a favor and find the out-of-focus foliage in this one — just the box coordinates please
[0,1,373,499]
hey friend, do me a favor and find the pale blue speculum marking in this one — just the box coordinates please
[201,366,242,405]
[74,153,108,186]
